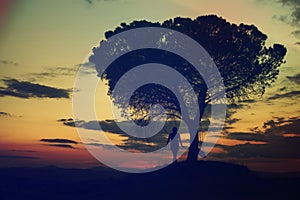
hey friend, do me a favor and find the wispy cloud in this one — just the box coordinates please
[295,41,300,45]
[28,66,78,81]
[271,0,300,40]
[0,111,22,118]
[267,90,300,100]
[84,0,93,4]
[75,62,97,75]
[0,79,70,99]
[287,73,300,84]
[0,60,18,66]
[226,118,240,125]
[0,111,11,117]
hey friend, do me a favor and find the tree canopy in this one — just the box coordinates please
[90,15,287,125]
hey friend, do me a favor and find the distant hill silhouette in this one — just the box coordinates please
[0,161,299,200]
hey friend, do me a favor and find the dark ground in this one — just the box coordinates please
[0,161,299,200]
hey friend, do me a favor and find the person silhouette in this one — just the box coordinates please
[167,127,183,162]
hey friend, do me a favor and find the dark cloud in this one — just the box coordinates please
[28,66,78,80]
[0,111,11,117]
[225,118,240,125]
[225,132,267,142]
[85,0,93,4]
[58,118,78,127]
[76,62,94,67]
[0,155,39,159]
[85,143,113,148]
[0,79,70,99]
[0,89,28,98]
[292,29,300,34]
[213,116,300,159]
[287,73,300,84]
[57,118,74,122]
[40,138,78,149]
[264,116,300,135]
[11,149,37,153]
[273,15,288,23]
[0,111,21,118]
[267,90,300,100]
[224,103,254,129]
[75,62,97,75]
[59,118,170,133]
[238,99,256,104]
[83,0,116,5]
[226,101,256,115]
[40,138,78,144]
[58,118,227,152]
[60,114,300,157]
[213,136,300,159]
[279,0,300,23]
[227,103,244,110]
[272,0,300,39]
[59,118,227,135]
[47,144,75,149]
[59,118,179,152]
[0,60,18,66]
[278,86,287,91]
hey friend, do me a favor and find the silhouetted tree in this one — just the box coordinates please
[89,15,286,161]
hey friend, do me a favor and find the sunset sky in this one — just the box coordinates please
[0,0,299,172]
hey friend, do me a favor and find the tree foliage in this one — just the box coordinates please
[90,15,286,125]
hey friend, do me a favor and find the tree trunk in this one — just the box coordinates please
[186,100,206,162]
[187,130,199,162]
